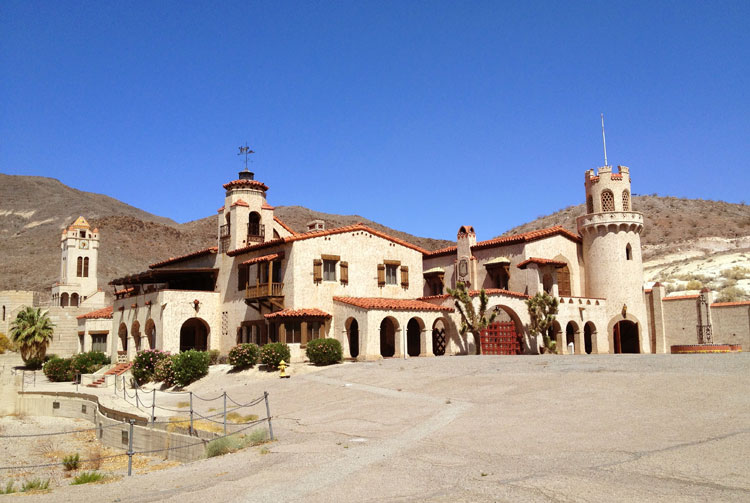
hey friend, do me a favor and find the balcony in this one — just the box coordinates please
[219,224,231,239]
[248,223,265,243]
[245,280,284,311]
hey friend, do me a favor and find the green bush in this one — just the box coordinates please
[20,478,49,492]
[43,357,75,382]
[171,350,210,387]
[25,356,44,370]
[208,349,221,365]
[228,343,260,369]
[70,351,110,376]
[132,349,170,385]
[62,453,80,471]
[71,471,105,485]
[0,332,14,354]
[305,338,343,365]
[259,342,290,369]
[153,355,176,387]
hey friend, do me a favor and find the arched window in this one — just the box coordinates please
[248,212,261,237]
[626,243,632,260]
[83,257,90,277]
[587,195,594,214]
[622,190,630,211]
[601,190,615,212]
[542,273,553,294]
[76,257,83,277]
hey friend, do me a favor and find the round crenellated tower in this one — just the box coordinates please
[577,165,650,353]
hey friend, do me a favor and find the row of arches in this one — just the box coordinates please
[344,316,449,359]
[59,292,79,307]
[547,319,640,354]
[117,318,210,354]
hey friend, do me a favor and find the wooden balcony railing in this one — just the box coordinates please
[219,224,231,238]
[247,223,265,243]
[246,281,283,299]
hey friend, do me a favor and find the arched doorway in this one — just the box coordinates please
[380,318,397,358]
[346,318,359,359]
[614,320,639,353]
[584,322,596,354]
[145,319,156,350]
[118,323,128,352]
[565,321,579,355]
[406,318,422,357]
[131,321,141,352]
[481,305,524,355]
[547,320,562,353]
[432,319,447,356]
[180,318,209,352]
[60,293,69,307]
[70,293,79,307]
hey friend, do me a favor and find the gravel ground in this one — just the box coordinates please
[2,353,749,502]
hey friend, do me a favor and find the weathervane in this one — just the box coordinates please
[238,143,255,171]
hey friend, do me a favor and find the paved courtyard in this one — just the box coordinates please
[8,353,750,502]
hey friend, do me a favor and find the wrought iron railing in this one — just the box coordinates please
[248,223,265,242]
[246,281,283,299]
[219,224,231,238]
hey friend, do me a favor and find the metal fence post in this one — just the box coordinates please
[135,385,139,408]
[264,391,274,440]
[122,376,126,401]
[21,370,25,393]
[151,389,156,424]
[223,392,227,435]
[189,392,194,436]
[127,420,134,476]
[33,371,36,387]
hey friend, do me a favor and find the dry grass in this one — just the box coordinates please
[167,416,224,434]
[226,412,259,424]
[176,401,190,408]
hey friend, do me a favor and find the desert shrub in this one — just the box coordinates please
[0,480,15,494]
[153,356,176,387]
[228,343,260,369]
[305,338,342,365]
[20,478,49,492]
[70,351,110,376]
[132,349,170,385]
[71,471,104,485]
[62,453,80,471]
[0,332,14,354]
[721,266,750,281]
[171,350,210,387]
[25,356,44,370]
[685,280,703,290]
[205,430,268,458]
[259,342,290,369]
[208,349,221,365]
[43,357,75,382]
[716,286,745,303]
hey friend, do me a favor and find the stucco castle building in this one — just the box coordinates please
[89,162,747,363]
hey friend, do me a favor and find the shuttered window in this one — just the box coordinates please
[377,264,386,286]
[386,264,398,285]
[313,259,323,283]
[558,265,571,297]
[400,266,409,287]
[323,260,337,281]
[340,262,348,284]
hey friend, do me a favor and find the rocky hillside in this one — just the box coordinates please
[0,175,451,296]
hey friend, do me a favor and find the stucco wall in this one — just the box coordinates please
[710,304,750,348]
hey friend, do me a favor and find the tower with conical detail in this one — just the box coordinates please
[218,169,275,254]
[577,165,651,353]
[51,216,100,307]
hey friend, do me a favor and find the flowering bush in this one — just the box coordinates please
[259,342,290,369]
[132,349,170,385]
[43,356,75,382]
[153,355,176,387]
[171,350,210,387]
[228,343,260,369]
[305,338,342,366]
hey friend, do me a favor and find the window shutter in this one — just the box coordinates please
[400,266,409,287]
[340,261,348,284]
[377,263,385,286]
[313,259,322,283]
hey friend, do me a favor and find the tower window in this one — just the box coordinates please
[622,190,630,211]
[587,196,594,214]
[601,190,615,212]
[76,257,83,277]
[83,257,90,277]
[626,244,633,260]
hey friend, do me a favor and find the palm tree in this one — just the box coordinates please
[447,282,497,355]
[10,307,55,363]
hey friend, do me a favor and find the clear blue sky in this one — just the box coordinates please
[2,1,748,241]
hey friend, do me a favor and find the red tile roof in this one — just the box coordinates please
[149,247,218,269]
[262,202,275,210]
[477,289,530,299]
[241,253,280,266]
[217,206,225,213]
[230,199,249,208]
[264,308,331,319]
[517,257,568,269]
[611,174,623,180]
[223,179,269,191]
[228,224,428,256]
[663,294,700,301]
[273,216,297,236]
[424,245,458,258]
[77,306,113,320]
[472,226,581,251]
[711,301,750,307]
[114,287,134,296]
[333,297,454,312]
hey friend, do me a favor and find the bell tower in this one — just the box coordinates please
[51,216,100,307]
[577,166,650,353]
